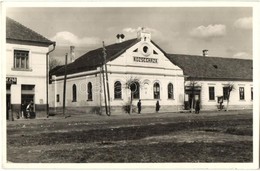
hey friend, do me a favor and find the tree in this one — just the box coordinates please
[49,58,61,71]
[124,77,141,115]
[224,83,235,111]
[188,80,199,113]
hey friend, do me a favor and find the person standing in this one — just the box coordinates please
[195,100,200,114]
[26,101,33,119]
[21,101,26,118]
[137,99,142,114]
[156,100,160,113]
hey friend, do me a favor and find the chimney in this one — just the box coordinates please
[116,34,125,43]
[202,49,208,56]
[70,46,75,62]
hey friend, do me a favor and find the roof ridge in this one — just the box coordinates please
[167,53,252,61]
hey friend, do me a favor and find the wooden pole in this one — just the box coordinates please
[99,66,102,115]
[103,41,111,116]
[101,63,108,116]
[62,53,68,117]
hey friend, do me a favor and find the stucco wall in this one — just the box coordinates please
[6,43,49,113]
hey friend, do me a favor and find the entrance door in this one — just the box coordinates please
[21,94,35,111]
[188,93,200,109]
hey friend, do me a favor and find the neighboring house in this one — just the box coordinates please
[167,54,253,110]
[49,29,252,115]
[6,17,55,119]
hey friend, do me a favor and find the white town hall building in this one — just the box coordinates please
[49,29,253,115]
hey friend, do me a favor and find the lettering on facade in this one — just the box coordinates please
[133,56,158,63]
[6,77,17,84]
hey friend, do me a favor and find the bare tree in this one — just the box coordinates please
[124,77,141,115]
[188,80,199,113]
[224,83,235,111]
[49,58,61,71]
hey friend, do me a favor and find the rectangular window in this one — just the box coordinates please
[239,87,245,100]
[223,87,229,100]
[56,94,60,103]
[251,87,253,100]
[14,50,29,69]
[209,87,215,100]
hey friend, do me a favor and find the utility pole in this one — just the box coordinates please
[103,41,111,116]
[101,62,108,116]
[62,53,68,117]
[99,66,102,115]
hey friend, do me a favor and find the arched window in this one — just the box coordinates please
[114,81,122,99]
[130,82,140,99]
[168,83,174,99]
[153,82,160,99]
[72,84,77,102]
[87,82,92,101]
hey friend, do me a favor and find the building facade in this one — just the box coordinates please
[6,17,55,119]
[49,29,253,115]
[50,31,185,114]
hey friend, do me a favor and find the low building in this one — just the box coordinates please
[6,17,55,119]
[167,54,253,110]
[49,29,252,115]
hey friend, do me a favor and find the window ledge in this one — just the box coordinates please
[87,100,93,101]
[72,100,77,102]
[208,100,216,102]
[114,99,123,100]
[167,99,175,100]
[12,68,32,71]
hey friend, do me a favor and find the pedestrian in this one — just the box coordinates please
[137,99,141,114]
[156,100,160,113]
[26,101,33,118]
[195,100,200,114]
[21,101,26,118]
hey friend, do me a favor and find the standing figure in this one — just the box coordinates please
[137,99,142,114]
[26,101,33,119]
[195,100,200,114]
[21,101,26,118]
[156,100,160,113]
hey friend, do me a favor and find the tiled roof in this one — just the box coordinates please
[167,54,252,81]
[51,37,252,81]
[6,17,53,46]
[53,38,139,76]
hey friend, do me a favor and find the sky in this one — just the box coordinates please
[6,7,252,63]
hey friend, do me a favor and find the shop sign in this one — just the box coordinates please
[6,77,17,84]
[133,56,158,63]
[185,86,201,91]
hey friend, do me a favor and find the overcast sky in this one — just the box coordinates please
[7,7,252,62]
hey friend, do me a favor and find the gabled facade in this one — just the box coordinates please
[6,17,55,119]
[50,31,185,114]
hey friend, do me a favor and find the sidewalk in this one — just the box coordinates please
[6,109,252,126]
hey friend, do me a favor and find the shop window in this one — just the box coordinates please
[251,87,253,100]
[72,84,77,102]
[114,81,122,99]
[168,83,174,99]
[209,87,215,100]
[130,82,140,99]
[87,82,92,101]
[239,87,245,100]
[14,50,29,70]
[223,87,229,100]
[153,82,160,99]
[56,94,60,102]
